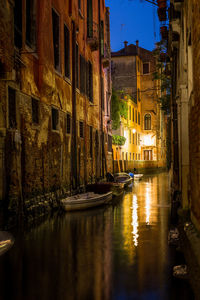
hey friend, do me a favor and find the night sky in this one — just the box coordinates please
[105,0,160,52]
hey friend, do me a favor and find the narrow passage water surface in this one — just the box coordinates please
[0,173,194,299]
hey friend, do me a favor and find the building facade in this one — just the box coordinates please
[0,0,112,220]
[111,41,167,172]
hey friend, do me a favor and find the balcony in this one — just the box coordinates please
[87,21,99,51]
[102,43,110,68]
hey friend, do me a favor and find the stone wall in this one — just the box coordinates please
[190,0,200,229]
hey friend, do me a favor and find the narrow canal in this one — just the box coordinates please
[0,173,194,300]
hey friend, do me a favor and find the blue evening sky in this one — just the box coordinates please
[105,0,160,52]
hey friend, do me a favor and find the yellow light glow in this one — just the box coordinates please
[131,194,139,247]
[143,135,155,146]
[145,186,151,225]
[132,128,136,134]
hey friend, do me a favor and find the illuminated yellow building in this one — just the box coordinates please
[111,41,167,172]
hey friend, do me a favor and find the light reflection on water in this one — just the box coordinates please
[131,194,139,247]
[0,173,194,300]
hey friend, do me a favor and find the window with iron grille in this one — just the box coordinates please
[132,133,134,144]
[100,21,104,56]
[135,110,137,123]
[32,98,39,124]
[80,55,86,94]
[138,111,140,125]
[64,24,70,78]
[143,62,150,74]
[88,61,93,102]
[89,126,93,157]
[52,107,59,130]
[8,87,17,128]
[76,44,79,89]
[66,113,71,134]
[26,0,37,49]
[87,0,93,38]
[108,135,112,152]
[129,106,131,120]
[132,108,134,122]
[79,121,84,138]
[101,77,104,110]
[14,0,22,48]
[52,9,60,71]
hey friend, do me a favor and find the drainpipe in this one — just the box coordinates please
[71,21,77,190]
[98,0,104,178]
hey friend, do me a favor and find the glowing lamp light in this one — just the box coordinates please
[143,135,154,146]
[132,128,136,133]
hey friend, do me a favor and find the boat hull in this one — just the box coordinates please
[61,192,113,211]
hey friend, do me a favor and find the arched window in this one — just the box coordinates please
[144,114,151,130]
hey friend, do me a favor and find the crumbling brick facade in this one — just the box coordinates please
[0,0,112,221]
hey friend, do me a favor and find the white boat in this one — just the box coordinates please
[133,174,143,180]
[61,191,113,211]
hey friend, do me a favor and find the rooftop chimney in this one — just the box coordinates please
[136,40,139,54]
[124,41,128,52]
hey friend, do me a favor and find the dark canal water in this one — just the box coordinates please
[0,173,194,300]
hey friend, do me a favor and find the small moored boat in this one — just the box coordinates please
[113,172,133,187]
[61,191,112,211]
[133,174,143,180]
[86,182,124,197]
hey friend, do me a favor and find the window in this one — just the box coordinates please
[26,0,37,49]
[144,114,151,130]
[132,108,134,122]
[138,133,140,145]
[14,0,22,48]
[100,21,104,56]
[132,133,134,144]
[143,63,150,74]
[101,77,104,110]
[138,153,140,160]
[135,110,137,123]
[126,152,128,161]
[108,135,112,152]
[133,153,134,160]
[52,9,60,71]
[79,121,84,138]
[129,153,131,160]
[144,150,152,160]
[138,112,140,125]
[89,126,93,157]
[138,88,141,102]
[76,44,79,89]
[129,130,131,143]
[80,55,86,94]
[32,98,39,124]
[87,0,93,38]
[129,106,131,120]
[88,61,93,102]
[64,25,70,78]
[78,0,81,10]
[52,107,59,130]
[8,87,17,128]
[66,113,71,134]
